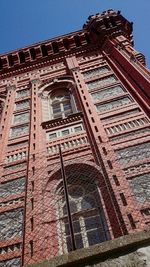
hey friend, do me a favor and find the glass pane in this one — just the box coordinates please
[70,201,77,214]
[66,236,72,252]
[69,186,83,198]
[73,221,81,233]
[66,234,83,251]
[75,234,83,249]
[61,129,69,136]
[65,223,70,236]
[53,113,62,119]
[49,133,57,139]
[63,95,70,100]
[64,110,72,116]
[87,229,106,245]
[65,220,81,236]
[81,196,96,210]
[74,126,82,132]
[52,104,61,113]
[63,201,77,215]
[63,103,71,111]
[85,216,101,230]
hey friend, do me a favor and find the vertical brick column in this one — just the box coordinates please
[23,78,48,266]
[0,84,16,177]
[102,39,150,115]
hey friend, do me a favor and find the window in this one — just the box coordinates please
[50,90,72,119]
[56,166,110,253]
[62,129,70,136]
[49,133,57,139]
[41,79,78,122]
[74,126,82,132]
[47,124,84,140]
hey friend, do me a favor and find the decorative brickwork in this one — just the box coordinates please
[116,142,150,164]
[0,208,23,240]
[0,178,25,198]
[128,173,150,203]
[0,8,150,267]
[0,257,21,267]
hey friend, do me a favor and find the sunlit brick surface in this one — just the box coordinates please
[0,9,150,267]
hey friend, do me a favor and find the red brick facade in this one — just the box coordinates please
[0,9,150,267]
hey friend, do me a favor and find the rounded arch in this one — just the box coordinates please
[39,77,77,121]
[45,160,104,191]
[44,162,110,253]
[38,76,76,96]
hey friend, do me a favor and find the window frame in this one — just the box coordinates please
[50,90,73,119]
[56,181,109,253]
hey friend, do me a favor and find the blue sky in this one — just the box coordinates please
[0,0,150,67]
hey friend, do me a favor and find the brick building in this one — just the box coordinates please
[0,9,150,267]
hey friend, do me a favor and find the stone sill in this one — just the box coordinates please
[26,229,150,267]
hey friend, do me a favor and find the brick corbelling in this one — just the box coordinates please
[41,112,83,129]
[0,35,93,78]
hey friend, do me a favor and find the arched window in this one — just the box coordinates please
[50,90,73,119]
[56,165,110,253]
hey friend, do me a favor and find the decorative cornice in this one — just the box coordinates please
[0,10,134,79]
[41,112,83,130]
[0,46,97,79]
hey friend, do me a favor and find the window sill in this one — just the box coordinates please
[41,112,83,130]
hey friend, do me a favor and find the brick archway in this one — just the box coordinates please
[43,161,111,256]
